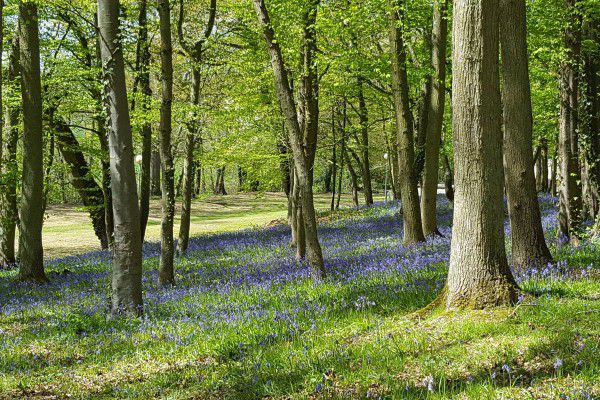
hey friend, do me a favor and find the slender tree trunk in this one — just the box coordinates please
[500,0,553,267]
[0,38,19,268]
[558,0,583,244]
[344,147,360,207]
[421,0,448,236]
[446,0,519,309]
[253,0,325,278]
[151,150,162,196]
[136,0,153,244]
[98,0,143,315]
[18,2,46,282]
[357,78,373,205]
[389,0,426,244]
[443,153,454,203]
[157,0,176,286]
[330,107,337,211]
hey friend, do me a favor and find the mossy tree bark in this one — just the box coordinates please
[500,0,553,267]
[18,1,46,283]
[446,0,519,309]
[97,0,143,315]
[389,0,426,245]
[420,0,448,237]
[158,0,176,286]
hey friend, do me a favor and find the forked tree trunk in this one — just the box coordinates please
[157,0,176,286]
[253,0,325,279]
[446,0,519,309]
[18,2,46,283]
[558,0,583,244]
[389,0,425,244]
[420,0,448,237]
[500,0,553,267]
[0,38,19,267]
[97,0,143,315]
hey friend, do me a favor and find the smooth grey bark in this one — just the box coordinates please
[176,0,217,256]
[389,0,426,244]
[558,0,583,244]
[330,107,337,211]
[253,0,325,278]
[421,0,448,237]
[97,0,143,315]
[0,38,19,267]
[136,0,153,244]
[151,150,161,196]
[500,0,552,267]
[446,0,519,309]
[344,147,360,207]
[157,0,176,286]
[18,2,46,282]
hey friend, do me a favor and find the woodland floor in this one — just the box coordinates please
[0,194,598,399]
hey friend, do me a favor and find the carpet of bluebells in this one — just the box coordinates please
[0,195,598,399]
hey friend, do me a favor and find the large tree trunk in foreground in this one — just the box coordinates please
[18,2,46,282]
[98,0,143,315]
[51,117,108,249]
[389,0,425,245]
[420,0,448,237]
[0,39,19,268]
[558,0,583,244]
[253,0,325,279]
[157,0,176,286]
[500,0,552,267]
[446,0,518,309]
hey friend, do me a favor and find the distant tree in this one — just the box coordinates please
[158,0,176,286]
[445,0,519,308]
[18,0,46,283]
[97,0,143,314]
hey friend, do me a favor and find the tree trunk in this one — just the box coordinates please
[330,107,337,211]
[357,78,373,205]
[558,0,583,244]
[51,117,108,249]
[253,0,325,279]
[389,0,426,244]
[18,2,46,283]
[151,150,161,196]
[176,128,194,255]
[97,0,143,315]
[344,147,360,207]
[157,0,176,286]
[136,0,152,244]
[0,38,19,268]
[446,0,519,309]
[443,153,454,203]
[500,0,553,267]
[421,0,448,237]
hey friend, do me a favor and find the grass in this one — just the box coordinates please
[41,192,370,258]
[0,194,598,399]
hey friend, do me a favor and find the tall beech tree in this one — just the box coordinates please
[445,0,519,308]
[157,0,176,286]
[97,0,143,314]
[558,0,583,244]
[420,0,448,237]
[389,0,425,245]
[176,0,217,256]
[18,1,46,282]
[253,0,325,278]
[500,0,552,267]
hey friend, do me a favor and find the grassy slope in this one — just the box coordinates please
[41,193,368,258]
[0,197,598,399]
